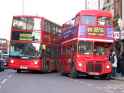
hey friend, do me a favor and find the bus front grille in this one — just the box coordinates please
[86,62,102,73]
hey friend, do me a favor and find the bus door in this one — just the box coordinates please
[42,53,47,72]
[41,45,49,72]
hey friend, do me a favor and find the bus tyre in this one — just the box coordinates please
[17,69,21,73]
[100,74,111,80]
[70,66,78,78]
[105,74,112,80]
[0,68,4,72]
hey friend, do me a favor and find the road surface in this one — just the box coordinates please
[0,69,124,93]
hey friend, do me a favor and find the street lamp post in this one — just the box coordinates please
[22,0,24,15]
[98,0,100,10]
[85,0,100,10]
[85,0,87,9]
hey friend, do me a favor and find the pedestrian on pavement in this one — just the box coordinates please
[109,49,118,77]
[117,53,121,73]
[119,52,124,76]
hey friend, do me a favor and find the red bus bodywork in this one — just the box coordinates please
[8,15,61,73]
[60,10,114,78]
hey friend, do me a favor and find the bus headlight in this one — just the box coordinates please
[78,63,83,67]
[10,60,14,64]
[106,65,110,69]
[34,60,38,65]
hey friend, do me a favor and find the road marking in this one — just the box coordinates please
[87,83,93,87]
[0,72,14,89]
[1,79,8,85]
[105,90,114,93]
[95,87,102,90]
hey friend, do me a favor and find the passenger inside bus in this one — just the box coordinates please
[93,47,105,55]
[78,41,92,55]
[97,17,112,26]
[94,42,111,56]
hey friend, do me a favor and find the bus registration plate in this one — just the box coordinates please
[88,72,99,75]
[20,66,28,69]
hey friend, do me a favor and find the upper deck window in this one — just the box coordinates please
[12,17,34,30]
[33,18,41,30]
[80,16,96,25]
[97,17,112,26]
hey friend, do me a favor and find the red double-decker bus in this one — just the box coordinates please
[8,15,61,73]
[60,10,114,79]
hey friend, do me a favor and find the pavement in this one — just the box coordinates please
[113,73,124,81]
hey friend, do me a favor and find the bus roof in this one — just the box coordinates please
[13,15,61,27]
[76,10,112,17]
[13,15,43,19]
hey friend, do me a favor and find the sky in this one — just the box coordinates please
[0,0,101,40]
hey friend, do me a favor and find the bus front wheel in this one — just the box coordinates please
[100,74,111,80]
[17,69,21,73]
[69,65,78,78]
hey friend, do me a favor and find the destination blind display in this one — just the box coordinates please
[19,33,32,40]
[87,27,104,36]
[11,31,41,41]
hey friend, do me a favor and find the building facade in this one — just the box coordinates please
[103,0,114,14]
[103,0,122,25]
[103,0,124,54]
[0,38,8,54]
[113,0,122,18]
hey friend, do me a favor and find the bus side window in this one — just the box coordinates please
[98,17,112,26]
[98,17,105,25]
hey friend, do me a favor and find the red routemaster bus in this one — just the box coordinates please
[8,15,61,73]
[60,10,114,78]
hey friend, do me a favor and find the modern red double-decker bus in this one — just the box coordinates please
[60,10,114,79]
[8,15,61,73]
